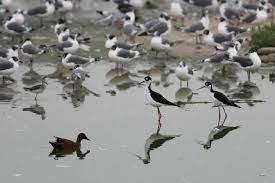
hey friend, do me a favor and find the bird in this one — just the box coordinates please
[108,45,139,68]
[3,16,33,36]
[104,34,143,50]
[49,133,90,150]
[219,0,241,21]
[184,11,209,44]
[55,0,74,15]
[202,51,231,63]
[197,125,240,149]
[20,38,47,66]
[0,56,22,83]
[23,76,48,100]
[202,29,233,47]
[121,15,140,43]
[54,18,67,36]
[231,47,261,81]
[242,6,268,28]
[183,0,220,10]
[11,9,25,24]
[170,0,185,25]
[0,45,19,60]
[175,61,194,87]
[24,0,55,27]
[61,53,100,69]
[198,81,241,123]
[138,76,180,128]
[70,65,90,86]
[51,34,80,53]
[218,17,247,35]
[150,32,175,57]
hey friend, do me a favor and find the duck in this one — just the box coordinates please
[49,133,90,150]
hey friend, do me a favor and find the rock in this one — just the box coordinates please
[258,47,275,55]
[260,54,275,63]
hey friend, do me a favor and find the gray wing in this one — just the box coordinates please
[242,4,258,10]
[7,22,27,33]
[226,25,246,34]
[122,24,138,36]
[144,19,160,30]
[185,22,204,33]
[117,49,136,58]
[56,41,73,51]
[213,33,232,44]
[224,8,240,20]
[67,55,90,64]
[148,22,168,35]
[243,13,257,23]
[209,52,229,63]
[27,5,47,16]
[116,42,134,50]
[233,56,253,67]
[193,0,212,7]
[0,48,8,58]
[0,61,14,70]
[23,44,40,54]
[188,68,194,75]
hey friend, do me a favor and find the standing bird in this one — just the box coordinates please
[138,76,180,128]
[24,0,55,27]
[242,6,268,29]
[122,15,140,43]
[49,133,90,150]
[104,34,142,50]
[62,53,100,69]
[175,61,194,87]
[218,17,247,35]
[51,34,80,53]
[0,45,19,60]
[0,56,22,83]
[202,29,233,47]
[198,81,241,123]
[23,76,48,100]
[150,32,174,57]
[4,16,33,38]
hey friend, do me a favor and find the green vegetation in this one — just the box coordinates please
[251,24,275,48]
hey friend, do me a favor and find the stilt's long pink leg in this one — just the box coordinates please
[222,106,227,125]
[157,107,162,129]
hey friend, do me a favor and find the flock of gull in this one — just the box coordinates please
[0,0,273,154]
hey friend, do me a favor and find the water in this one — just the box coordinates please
[1,0,275,183]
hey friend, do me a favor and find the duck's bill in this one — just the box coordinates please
[197,86,206,90]
[86,137,91,141]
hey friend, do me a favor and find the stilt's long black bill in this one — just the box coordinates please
[197,86,206,90]
[137,81,145,86]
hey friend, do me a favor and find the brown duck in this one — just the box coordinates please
[49,133,90,150]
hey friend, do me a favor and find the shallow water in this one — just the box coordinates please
[1,0,275,183]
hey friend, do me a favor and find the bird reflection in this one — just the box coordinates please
[62,83,100,108]
[0,84,18,102]
[21,66,42,86]
[23,100,46,120]
[229,81,260,101]
[106,68,138,90]
[175,87,193,103]
[49,148,91,160]
[197,124,240,150]
[135,129,181,164]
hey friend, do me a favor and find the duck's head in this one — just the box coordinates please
[77,133,90,142]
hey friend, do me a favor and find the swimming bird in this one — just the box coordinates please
[198,81,241,122]
[24,0,55,27]
[0,45,19,60]
[108,45,139,68]
[175,61,194,87]
[202,29,233,47]
[23,76,48,100]
[49,133,90,150]
[184,11,209,44]
[62,53,100,69]
[231,47,261,81]
[218,17,247,35]
[138,76,180,128]
[0,56,22,83]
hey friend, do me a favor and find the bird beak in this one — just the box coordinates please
[197,86,206,90]
[137,81,145,85]
[86,137,91,141]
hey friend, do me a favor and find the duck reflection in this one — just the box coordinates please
[106,68,138,90]
[49,148,91,160]
[0,84,18,102]
[135,130,181,164]
[62,83,100,108]
[198,124,240,149]
[23,100,46,120]
[175,87,193,103]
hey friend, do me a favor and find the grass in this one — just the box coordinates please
[251,24,275,48]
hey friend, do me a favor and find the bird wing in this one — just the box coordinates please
[243,13,257,23]
[56,41,73,51]
[27,5,47,15]
[149,85,179,107]
[117,49,136,58]
[214,91,234,106]
[232,56,253,67]
[0,48,8,58]
[23,44,40,54]
[148,22,168,35]
[0,61,14,71]
[7,22,27,33]
[213,33,232,43]
[116,42,133,50]
[185,22,204,33]
[67,55,89,64]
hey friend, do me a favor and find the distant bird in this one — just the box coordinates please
[175,61,194,87]
[184,11,209,44]
[150,32,174,57]
[0,45,19,60]
[54,18,67,36]
[55,0,73,14]
[242,6,268,28]
[4,16,33,36]
[70,65,90,85]
[49,133,90,150]
[183,0,220,9]
[198,81,241,122]
[170,0,185,24]
[231,47,261,81]
[12,9,25,24]
[62,53,100,69]
[20,38,47,65]
[108,45,139,68]
[24,76,48,100]
[104,34,143,50]
[202,29,233,47]
[218,17,247,35]
[138,76,180,128]
[0,57,22,83]
[197,125,240,149]
[51,34,80,53]
[219,0,241,21]
[24,0,55,27]
[122,15,140,43]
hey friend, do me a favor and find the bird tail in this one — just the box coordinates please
[23,87,31,91]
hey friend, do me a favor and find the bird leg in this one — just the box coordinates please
[186,81,189,88]
[247,71,251,82]
[39,18,44,28]
[195,35,199,44]
[179,80,182,88]
[2,76,6,84]
[35,94,38,101]
[157,107,162,129]
[221,106,227,124]
[218,107,221,125]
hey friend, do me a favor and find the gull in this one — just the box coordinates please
[175,61,194,87]
[61,53,100,69]
[104,34,142,50]
[202,29,234,47]
[51,34,80,53]
[150,32,177,57]
[54,18,67,36]
[218,17,247,35]
[219,0,241,21]
[122,15,140,43]
[183,0,220,10]
[0,56,22,83]
[4,16,33,36]
[12,9,25,24]
[242,6,268,28]
[0,45,19,60]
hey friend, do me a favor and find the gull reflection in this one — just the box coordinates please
[21,66,42,86]
[229,81,260,101]
[0,84,18,102]
[175,87,193,103]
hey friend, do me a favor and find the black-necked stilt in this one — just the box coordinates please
[202,29,233,47]
[218,17,247,35]
[0,56,22,83]
[62,53,100,69]
[24,0,55,27]
[0,45,19,60]
[231,47,261,81]
[138,76,180,128]
[104,34,143,50]
[175,61,193,87]
[24,76,48,100]
[198,81,241,123]
[108,45,139,68]
[184,11,209,44]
